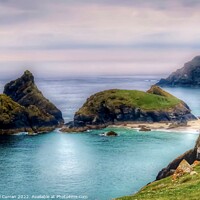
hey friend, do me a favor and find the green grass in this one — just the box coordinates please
[116,166,200,200]
[77,89,181,115]
[0,94,26,124]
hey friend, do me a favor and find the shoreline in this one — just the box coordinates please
[109,119,200,134]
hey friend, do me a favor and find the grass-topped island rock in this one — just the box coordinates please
[61,86,196,132]
[0,70,64,135]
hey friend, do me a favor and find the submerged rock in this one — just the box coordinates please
[156,56,200,87]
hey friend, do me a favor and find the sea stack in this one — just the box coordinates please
[0,70,64,134]
[61,86,196,132]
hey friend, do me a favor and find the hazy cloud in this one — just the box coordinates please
[0,0,200,76]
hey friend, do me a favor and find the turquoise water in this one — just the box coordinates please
[0,128,198,200]
[0,76,199,200]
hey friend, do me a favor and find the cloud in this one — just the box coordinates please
[0,0,200,76]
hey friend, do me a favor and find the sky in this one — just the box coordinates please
[0,0,200,78]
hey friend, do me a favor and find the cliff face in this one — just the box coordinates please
[156,134,200,180]
[157,56,200,87]
[4,70,64,125]
[0,70,64,134]
[65,86,196,131]
[117,135,200,200]
[0,94,31,134]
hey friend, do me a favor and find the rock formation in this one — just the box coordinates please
[156,134,200,180]
[105,131,118,136]
[0,70,64,134]
[157,56,200,87]
[172,159,193,181]
[61,86,196,132]
[4,70,63,124]
[0,94,31,134]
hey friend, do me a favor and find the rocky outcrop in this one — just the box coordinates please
[105,131,118,136]
[0,94,57,134]
[157,56,200,87]
[172,159,193,181]
[156,134,200,180]
[0,94,31,134]
[0,70,64,134]
[61,86,196,132]
[4,70,64,125]
[139,126,151,132]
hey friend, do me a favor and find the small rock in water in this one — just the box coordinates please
[139,126,151,132]
[105,131,118,136]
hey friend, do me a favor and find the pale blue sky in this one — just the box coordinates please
[0,0,200,77]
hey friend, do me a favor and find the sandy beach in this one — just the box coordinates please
[110,119,200,134]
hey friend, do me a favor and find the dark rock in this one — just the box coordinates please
[156,134,200,180]
[60,124,108,133]
[4,70,64,126]
[156,56,200,87]
[0,94,32,134]
[0,94,57,134]
[105,131,118,136]
[168,120,188,129]
[1,70,64,134]
[69,86,196,131]
[60,126,88,133]
[139,126,151,132]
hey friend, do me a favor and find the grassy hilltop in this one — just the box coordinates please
[117,165,200,200]
[77,88,181,116]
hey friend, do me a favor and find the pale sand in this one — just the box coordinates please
[110,119,200,134]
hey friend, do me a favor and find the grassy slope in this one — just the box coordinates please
[77,89,181,115]
[117,165,200,200]
[0,94,25,118]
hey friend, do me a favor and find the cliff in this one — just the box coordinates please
[4,70,64,125]
[156,134,200,180]
[157,56,200,87]
[0,94,31,134]
[0,70,64,134]
[62,86,196,132]
[116,135,200,200]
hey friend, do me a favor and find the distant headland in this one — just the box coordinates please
[157,56,200,87]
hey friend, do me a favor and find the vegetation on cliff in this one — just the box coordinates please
[117,165,200,200]
[0,94,29,131]
[117,132,200,200]
[77,88,181,115]
[4,70,63,124]
[70,86,195,129]
[0,70,64,134]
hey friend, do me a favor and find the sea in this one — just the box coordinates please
[0,75,199,200]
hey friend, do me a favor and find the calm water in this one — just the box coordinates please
[0,76,200,200]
